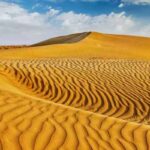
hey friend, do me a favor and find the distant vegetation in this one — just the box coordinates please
[0,45,27,50]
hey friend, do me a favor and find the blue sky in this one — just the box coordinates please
[0,0,150,44]
[12,0,150,18]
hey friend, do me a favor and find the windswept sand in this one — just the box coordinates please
[0,32,150,149]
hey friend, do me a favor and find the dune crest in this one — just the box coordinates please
[31,32,91,46]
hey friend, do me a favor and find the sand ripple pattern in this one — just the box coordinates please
[0,58,150,125]
[0,90,150,150]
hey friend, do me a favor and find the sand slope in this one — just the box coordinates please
[1,58,150,124]
[0,90,150,150]
[0,58,150,150]
[31,32,91,46]
[0,67,150,150]
[0,32,150,149]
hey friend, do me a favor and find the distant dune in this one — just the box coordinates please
[0,32,150,149]
[0,32,150,59]
[31,32,91,46]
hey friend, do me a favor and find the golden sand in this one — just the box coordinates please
[0,32,150,59]
[0,32,150,150]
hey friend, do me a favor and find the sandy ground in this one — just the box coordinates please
[0,32,150,150]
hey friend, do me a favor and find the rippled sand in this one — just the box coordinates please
[0,32,150,150]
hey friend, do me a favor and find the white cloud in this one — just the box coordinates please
[47,6,60,16]
[0,1,149,45]
[118,3,124,8]
[32,3,42,10]
[121,0,150,5]
[56,11,135,33]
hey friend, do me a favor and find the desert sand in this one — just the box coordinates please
[0,32,150,59]
[0,32,150,150]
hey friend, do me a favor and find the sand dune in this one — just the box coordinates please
[0,32,150,59]
[31,32,91,47]
[0,32,150,149]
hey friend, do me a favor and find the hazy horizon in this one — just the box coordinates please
[0,0,150,45]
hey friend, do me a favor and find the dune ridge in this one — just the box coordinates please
[31,32,91,47]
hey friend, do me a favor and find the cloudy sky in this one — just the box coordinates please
[0,0,150,45]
